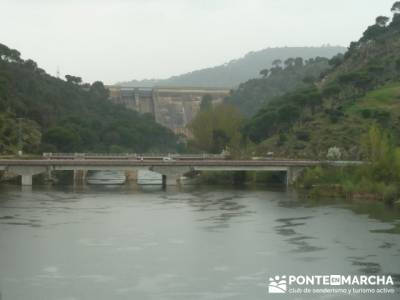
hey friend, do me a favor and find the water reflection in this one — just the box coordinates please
[274,216,326,253]
[186,192,255,232]
[0,185,399,299]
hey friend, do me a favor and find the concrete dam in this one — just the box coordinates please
[108,86,230,136]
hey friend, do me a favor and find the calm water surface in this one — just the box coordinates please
[0,184,399,299]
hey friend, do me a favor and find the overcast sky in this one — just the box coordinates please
[1,0,396,84]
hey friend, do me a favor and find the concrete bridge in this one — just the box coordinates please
[0,156,360,187]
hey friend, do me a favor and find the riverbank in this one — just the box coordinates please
[195,164,400,206]
[296,165,400,205]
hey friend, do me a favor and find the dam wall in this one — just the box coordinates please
[108,86,230,136]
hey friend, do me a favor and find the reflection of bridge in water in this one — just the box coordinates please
[0,154,362,187]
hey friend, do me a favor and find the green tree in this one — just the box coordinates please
[376,16,390,27]
[338,72,372,92]
[244,112,277,143]
[0,43,21,63]
[65,75,82,85]
[329,53,344,67]
[211,129,230,153]
[189,104,244,153]
[200,94,213,111]
[0,114,41,154]
[391,1,400,13]
[259,69,270,78]
[42,127,81,152]
[90,81,109,99]
[305,90,322,115]
[284,58,295,68]
[277,105,300,125]
[272,59,282,68]
[294,57,304,68]
[361,125,398,182]
[362,125,390,162]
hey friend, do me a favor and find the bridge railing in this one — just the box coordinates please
[42,153,228,160]
[43,153,136,160]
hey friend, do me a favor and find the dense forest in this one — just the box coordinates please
[225,56,332,116]
[120,46,345,88]
[243,3,400,159]
[0,44,178,154]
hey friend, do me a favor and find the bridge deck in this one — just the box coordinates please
[0,159,321,167]
[0,158,362,186]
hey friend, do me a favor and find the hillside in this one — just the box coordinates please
[243,7,400,159]
[225,56,331,116]
[120,46,345,88]
[0,43,178,154]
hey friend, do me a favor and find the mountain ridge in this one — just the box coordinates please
[119,46,346,88]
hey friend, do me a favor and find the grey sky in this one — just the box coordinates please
[1,0,396,84]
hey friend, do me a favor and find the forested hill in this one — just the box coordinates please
[120,46,345,88]
[0,43,178,154]
[225,56,332,116]
[243,4,400,159]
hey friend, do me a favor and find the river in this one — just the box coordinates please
[0,183,399,299]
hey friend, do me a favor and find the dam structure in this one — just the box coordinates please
[108,86,230,136]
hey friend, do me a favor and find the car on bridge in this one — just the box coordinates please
[162,156,175,161]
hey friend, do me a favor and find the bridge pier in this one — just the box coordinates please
[286,167,305,187]
[7,166,48,186]
[125,170,138,185]
[21,174,33,186]
[73,170,87,186]
[151,166,191,187]
[161,174,181,187]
